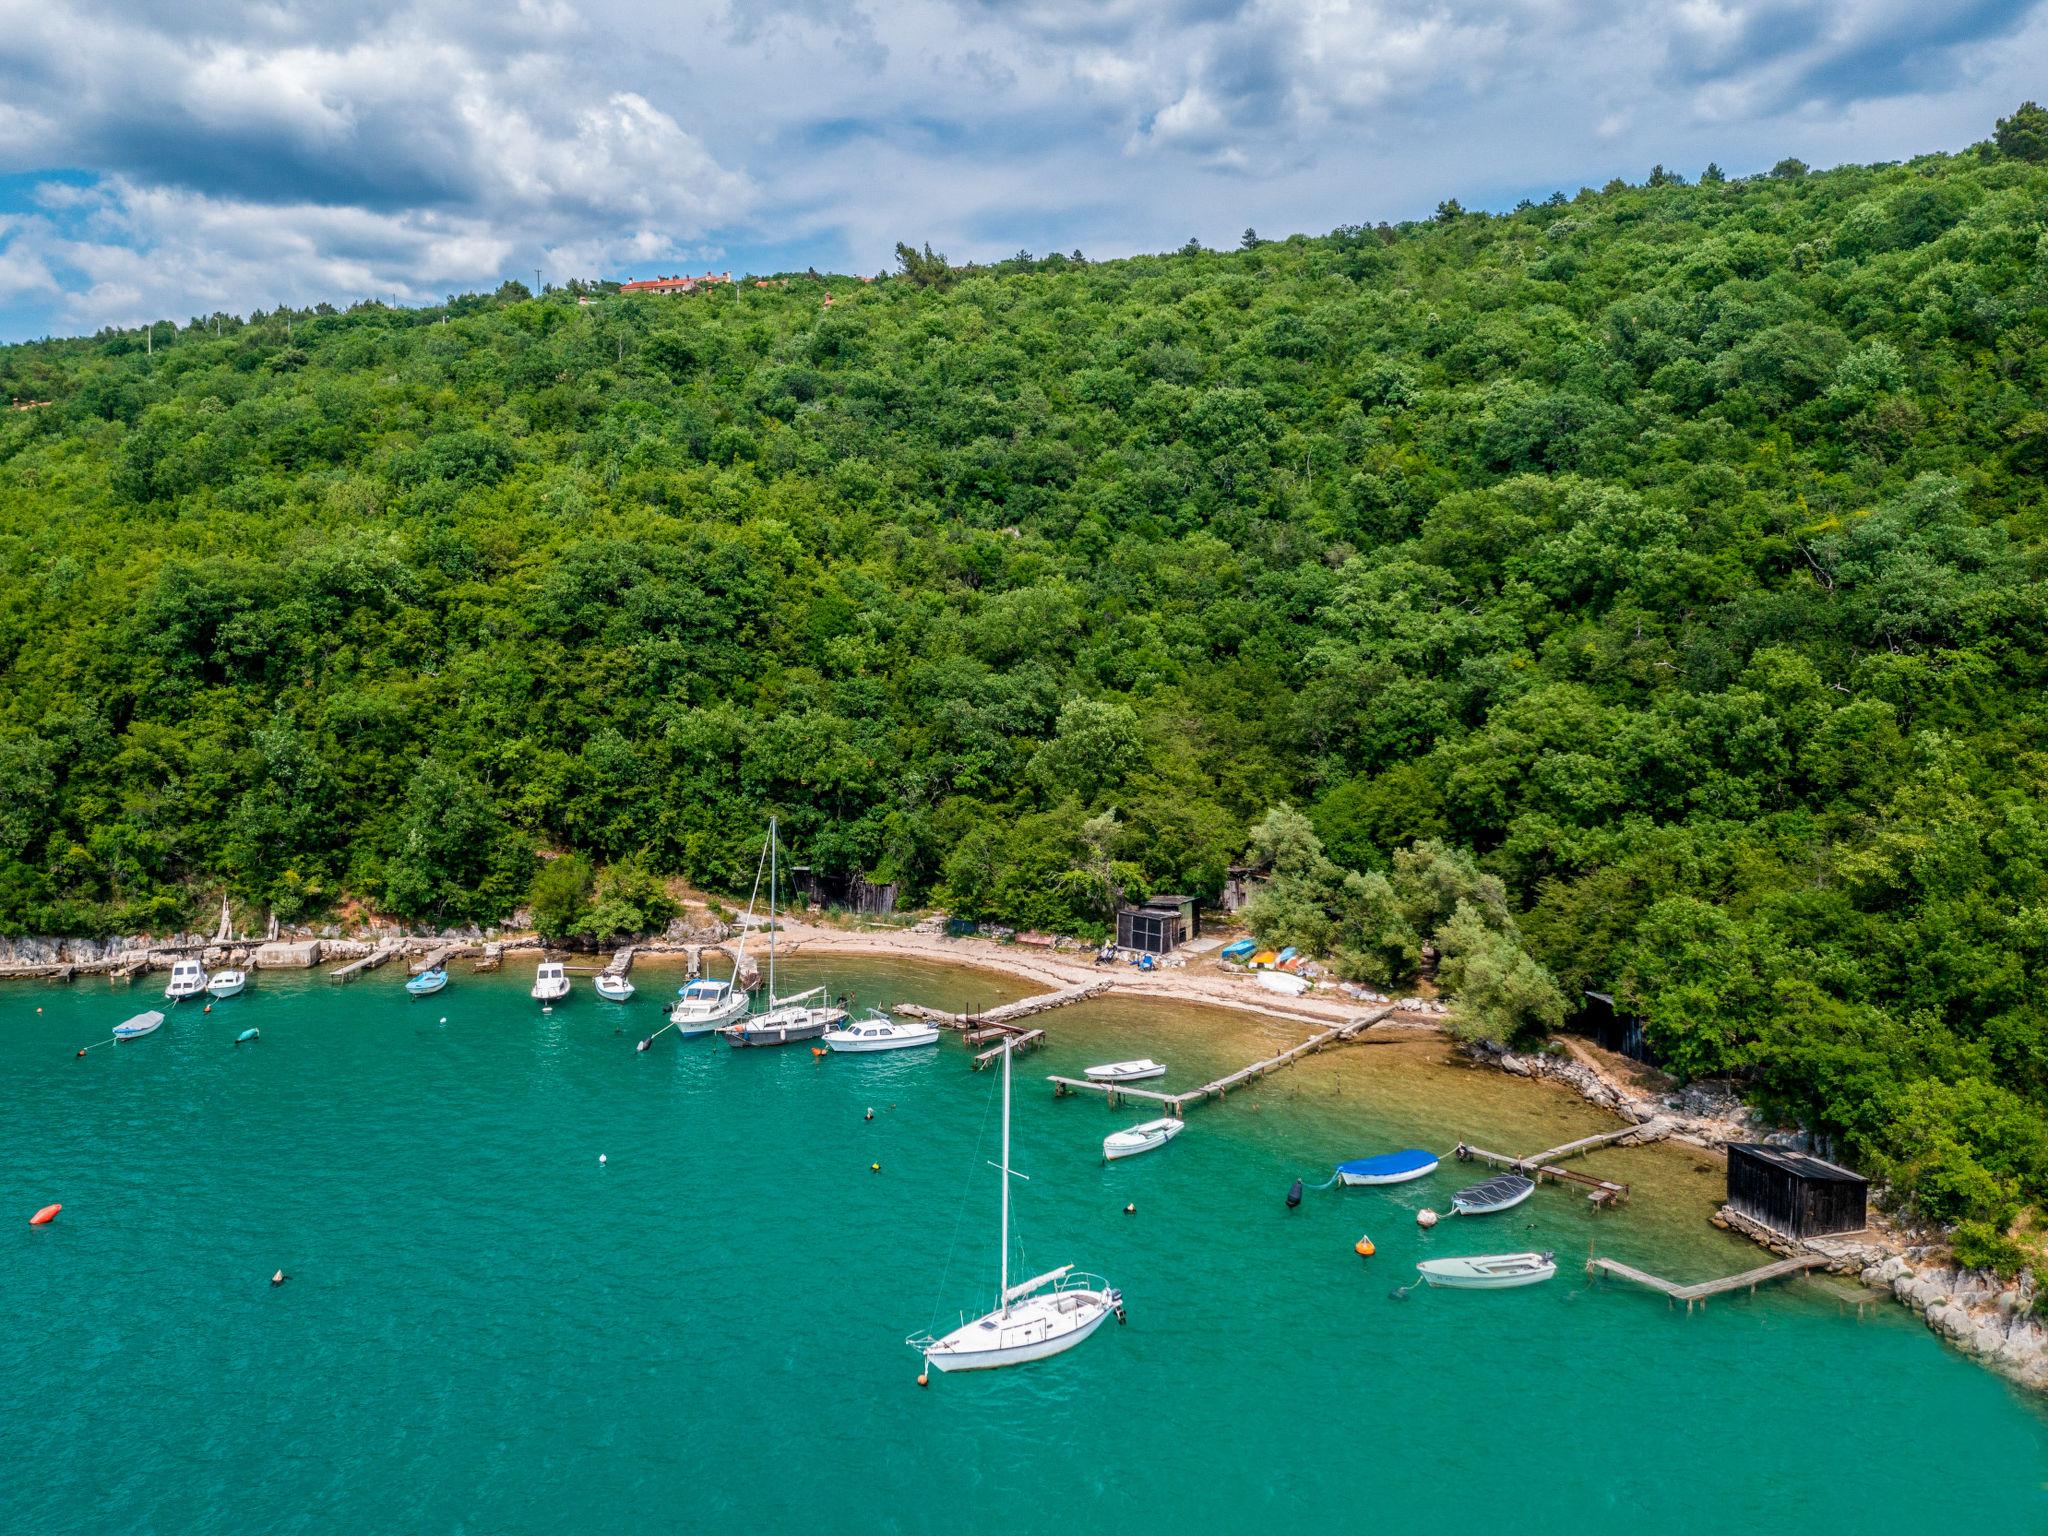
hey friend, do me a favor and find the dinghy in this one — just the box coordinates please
[206,969,246,999]
[822,1012,940,1052]
[113,1010,165,1041]
[1103,1118,1184,1161]
[1219,939,1257,962]
[1336,1149,1439,1186]
[164,959,208,1001]
[1416,1251,1556,1289]
[594,973,635,1003]
[405,967,448,998]
[1084,1059,1167,1083]
[1450,1172,1536,1216]
[1255,970,1310,996]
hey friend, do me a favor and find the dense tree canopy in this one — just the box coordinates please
[4,130,2048,1221]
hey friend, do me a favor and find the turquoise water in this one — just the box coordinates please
[5,958,2045,1535]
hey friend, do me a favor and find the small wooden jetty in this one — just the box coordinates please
[328,942,400,983]
[1452,1121,1670,1209]
[604,947,635,976]
[972,1029,1045,1068]
[1588,1253,1829,1311]
[1048,1007,1396,1115]
[896,978,1113,1031]
[410,943,465,976]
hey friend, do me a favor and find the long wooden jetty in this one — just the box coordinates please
[1588,1253,1828,1311]
[973,1029,1045,1068]
[896,978,1113,1031]
[1048,1007,1395,1115]
[328,942,400,983]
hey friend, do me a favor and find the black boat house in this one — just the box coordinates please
[1725,1144,1869,1239]
[1116,895,1199,956]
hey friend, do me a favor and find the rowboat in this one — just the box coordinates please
[594,973,635,1003]
[113,1010,165,1041]
[206,969,246,999]
[1416,1251,1556,1289]
[822,1012,940,1052]
[1084,1059,1167,1083]
[1450,1172,1536,1216]
[1336,1149,1439,1186]
[405,967,448,998]
[1219,939,1256,962]
[1103,1118,1184,1160]
[1255,971,1310,997]
[1248,950,1278,969]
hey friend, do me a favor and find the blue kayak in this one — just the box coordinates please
[1335,1149,1440,1187]
[1219,939,1257,961]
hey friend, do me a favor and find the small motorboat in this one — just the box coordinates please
[1416,1251,1557,1289]
[113,1010,165,1041]
[531,961,571,1004]
[164,959,208,1001]
[1336,1149,1439,1186]
[1450,1172,1536,1216]
[1219,939,1257,962]
[1084,1058,1167,1083]
[594,973,635,1003]
[670,977,749,1037]
[1255,970,1311,997]
[1103,1118,1184,1160]
[206,969,246,999]
[822,1012,940,1052]
[406,967,448,998]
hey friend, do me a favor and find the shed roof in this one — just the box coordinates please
[1730,1143,1866,1184]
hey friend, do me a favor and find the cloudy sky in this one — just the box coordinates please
[0,0,2041,340]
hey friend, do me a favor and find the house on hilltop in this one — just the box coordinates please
[618,271,733,296]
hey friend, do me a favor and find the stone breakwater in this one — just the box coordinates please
[1479,1039,2048,1393]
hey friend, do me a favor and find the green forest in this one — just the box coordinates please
[4,111,2048,1229]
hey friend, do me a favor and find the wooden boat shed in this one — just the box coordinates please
[1116,895,1199,955]
[1726,1144,1868,1238]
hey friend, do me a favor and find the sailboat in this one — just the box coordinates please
[724,818,845,1048]
[909,1036,1124,1374]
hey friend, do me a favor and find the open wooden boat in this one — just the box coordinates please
[1103,1118,1184,1161]
[1417,1251,1556,1289]
[594,973,635,1003]
[1336,1149,1439,1186]
[1084,1058,1167,1083]
[1450,1172,1536,1216]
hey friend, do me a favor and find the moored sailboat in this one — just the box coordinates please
[723,818,845,1048]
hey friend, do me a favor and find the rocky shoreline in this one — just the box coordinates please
[1484,1039,2048,1393]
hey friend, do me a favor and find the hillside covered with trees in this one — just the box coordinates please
[4,111,2048,1225]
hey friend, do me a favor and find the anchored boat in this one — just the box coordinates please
[1084,1058,1167,1083]
[822,1012,939,1053]
[1103,1118,1184,1161]
[1335,1149,1439,1186]
[531,961,571,1005]
[164,959,208,1001]
[113,1010,165,1041]
[206,968,246,999]
[594,972,635,1004]
[724,818,846,1048]
[670,977,748,1037]
[1450,1172,1536,1216]
[910,1036,1123,1373]
[1417,1251,1557,1289]
[406,967,448,998]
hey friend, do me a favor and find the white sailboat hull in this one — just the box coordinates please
[922,1288,1119,1372]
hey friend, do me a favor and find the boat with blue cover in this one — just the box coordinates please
[1219,939,1257,962]
[406,967,448,998]
[1336,1149,1439,1187]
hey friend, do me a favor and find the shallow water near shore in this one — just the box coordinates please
[5,956,2046,1535]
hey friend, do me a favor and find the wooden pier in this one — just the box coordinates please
[972,1029,1045,1068]
[1588,1253,1828,1311]
[1455,1142,1634,1208]
[896,978,1113,1032]
[328,942,400,983]
[1048,1007,1396,1115]
[409,943,467,976]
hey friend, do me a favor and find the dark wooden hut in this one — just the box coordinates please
[1116,895,1198,955]
[1726,1144,1868,1238]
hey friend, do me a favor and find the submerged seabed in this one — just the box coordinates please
[5,957,2045,1536]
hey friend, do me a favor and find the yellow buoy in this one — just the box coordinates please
[871,1162,880,1173]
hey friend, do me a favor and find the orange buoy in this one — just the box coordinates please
[917,1371,929,1387]
[1355,1234,1376,1258]
[30,1204,59,1226]
[811,1046,827,1057]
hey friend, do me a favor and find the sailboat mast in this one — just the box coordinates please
[767,817,778,1004]
[999,1034,1012,1314]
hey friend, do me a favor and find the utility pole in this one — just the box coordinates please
[534,266,543,296]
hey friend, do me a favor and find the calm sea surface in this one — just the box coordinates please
[4,956,2044,1534]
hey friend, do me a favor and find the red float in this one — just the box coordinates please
[30,1204,60,1226]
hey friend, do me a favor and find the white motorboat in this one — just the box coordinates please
[1255,970,1311,996]
[594,972,635,1003]
[910,1036,1123,1374]
[669,976,749,1037]
[531,961,571,1004]
[1103,1118,1184,1161]
[164,959,208,1001]
[822,1012,940,1053]
[1450,1172,1536,1216]
[1416,1251,1557,1289]
[113,1010,165,1041]
[722,819,846,1048]
[205,969,246,999]
[1084,1058,1166,1083]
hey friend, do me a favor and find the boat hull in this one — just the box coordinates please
[1084,1060,1167,1083]
[923,1289,1119,1372]
[205,977,245,999]
[1255,971,1310,996]
[1103,1120,1183,1160]
[594,979,635,1003]
[1336,1152,1440,1186]
[822,1027,940,1053]
[1417,1254,1556,1289]
[1450,1176,1536,1216]
[113,1012,164,1041]
[406,973,447,997]
[727,1013,841,1048]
